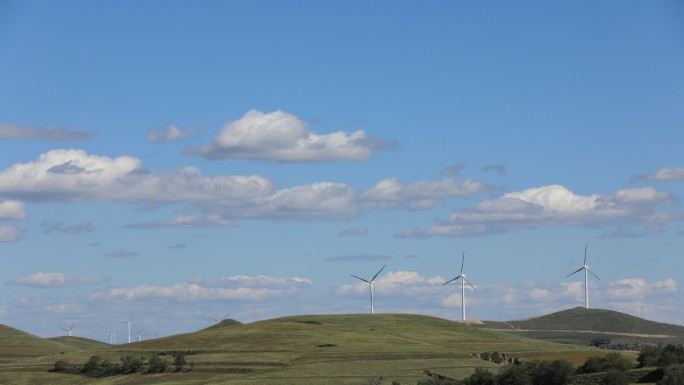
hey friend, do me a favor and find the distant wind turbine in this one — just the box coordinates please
[118,314,134,344]
[566,244,600,309]
[136,329,144,342]
[444,252,476,321]
[60,323,75,337]
[109,329,116,344]
[350,265,386,314]
[209,313,229,323]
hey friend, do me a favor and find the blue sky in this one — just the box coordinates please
[1,0,683,341]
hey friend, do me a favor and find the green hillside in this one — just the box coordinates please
[475,307,684,347]
[0,313,594,385]
[47,336,111,350]
[0,324,77,357]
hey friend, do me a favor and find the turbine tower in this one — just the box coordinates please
[60,323,75,337]
[350,265,386,314]
[118,314,134,344]
[444,252,476,321]
[566,244,600,309]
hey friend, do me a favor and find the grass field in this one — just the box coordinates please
[0,310,677,384]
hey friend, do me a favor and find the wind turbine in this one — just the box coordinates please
[118,314,134,344]
[136,329,144,342]
[209,313,229,323]
[109,329,116,344]
[350,265,386,314]
[443,252,476,321]
[60,323,75,337]
[566,244,600,309]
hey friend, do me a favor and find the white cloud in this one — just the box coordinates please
[632,167,684,182]
[91,275,314,302]
[126,215,235,229]
[148,124,202,143]
[185,110,394,162]
[0,123,90,141]
[360,177,492,210]
[0,149,273,203]
[8,272,108,287]
[0,226,24,242]
[0,200,26,220]
[399,184,681,237]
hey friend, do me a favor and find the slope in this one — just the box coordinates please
[47,336,111,350]
[475,307,684,346]
[0,324,77,357]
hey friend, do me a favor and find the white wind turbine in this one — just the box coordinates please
[443,252,476,321]
[350,265,386,314]
[118,314,134,344]
[566,244,600,309]
[136,329,144,342]
[60,323,75,337]
[109,329,116,344]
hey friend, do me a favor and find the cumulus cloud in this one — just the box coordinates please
[148,124,203,143]
[91,275,313,302]
[8,272,108,287]
[0,149,273,203]
[42,221,95,235]
[184,110,394,162]
[399,184,681,237]
[0,123,90,141]
[0,200,26,220]
[632,167,684,182]
[0,226,24,242]
[360,177,492,211]
[126,215,235,229]
[337,226,367,237]
[207,182,358,220]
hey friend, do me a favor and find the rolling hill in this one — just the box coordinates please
[0,324,78,357]
[0,313,595,385]
[475,307,684,347]
[47,336,111,350]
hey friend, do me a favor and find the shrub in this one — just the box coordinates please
[173,353,187,372]
[121,355,143,374]
[602,369,628,385]
[658,364,684,385]
[147,355,168,373]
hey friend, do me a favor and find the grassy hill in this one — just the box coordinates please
[47,336,111,350]
[475,307,684,347]
[0,313,596,385]
[0,324,77,357]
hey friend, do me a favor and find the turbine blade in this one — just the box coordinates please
[350,274,370,283]
[463,276,477,290]
[443,277,459,285]
[222,313,229,320]
[566,267,584,277]
[129,314,135,321]
[208,316,219,322]
[584,243,588,265]
[461,252,465,274]
[371,265,386,282]
[587,268,601,280]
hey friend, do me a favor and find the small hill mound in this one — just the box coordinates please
[476,307,684,347]
[201,318,242,331]
[0,324,76,356]
[47,336,111,350]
